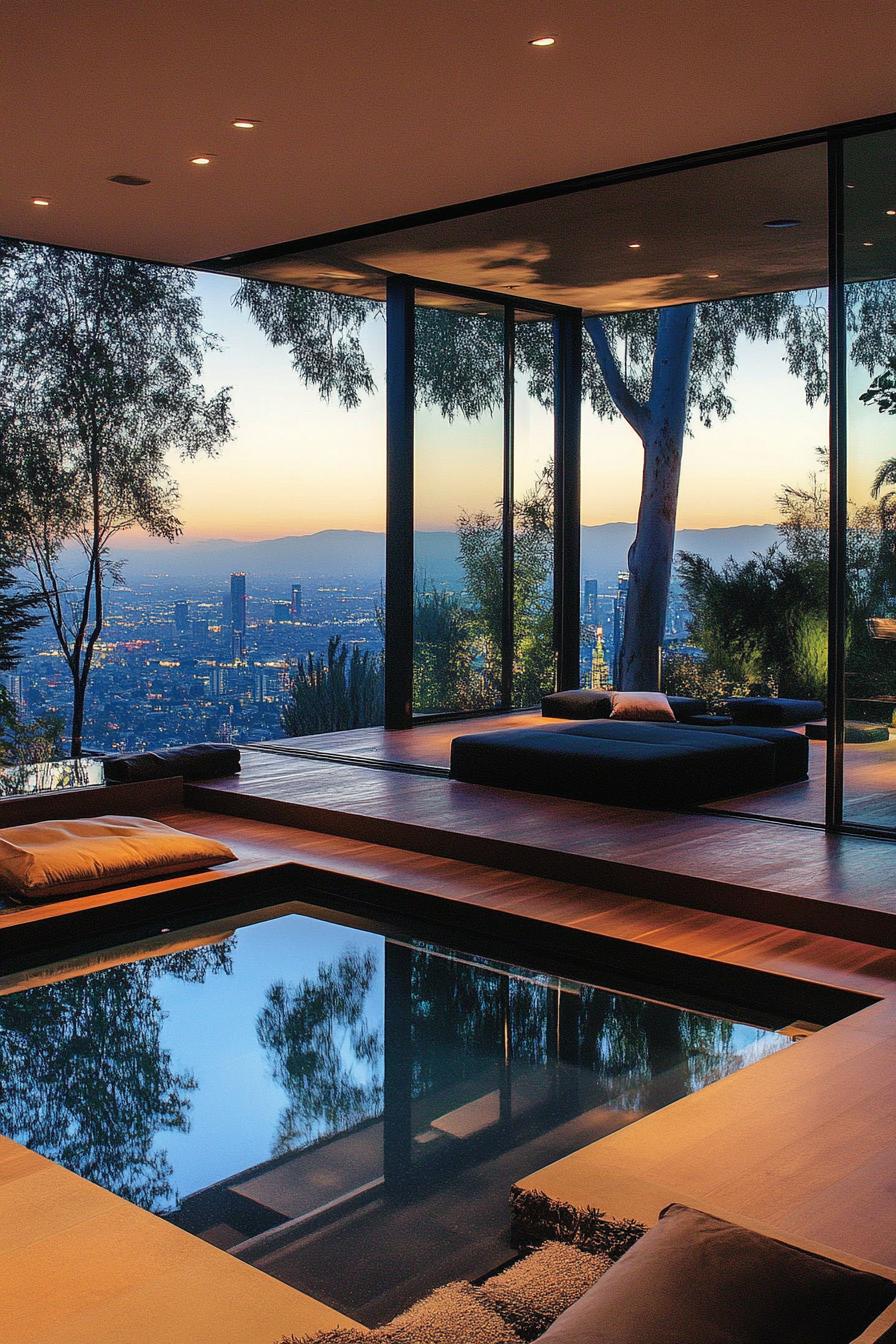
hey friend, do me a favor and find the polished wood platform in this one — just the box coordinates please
[272,712,896,830]
[192,726,896,948]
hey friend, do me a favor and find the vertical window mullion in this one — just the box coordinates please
[502,306,515,709]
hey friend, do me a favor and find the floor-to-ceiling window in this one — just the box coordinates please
[840,127,896,832]
[412,294,505,716]
[0,244,386,781]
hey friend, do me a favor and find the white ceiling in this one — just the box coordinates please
[1,0,894,266]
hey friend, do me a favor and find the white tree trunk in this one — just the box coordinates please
[617,305,696,689]
[584,304,697,692]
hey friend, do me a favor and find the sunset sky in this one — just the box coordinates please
[133,273,895,545]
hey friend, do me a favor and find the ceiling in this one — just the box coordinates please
[227,145,830,312]
[1,0,895,269]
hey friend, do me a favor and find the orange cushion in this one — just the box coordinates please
[609,691,675,722]
[0,814,236,900]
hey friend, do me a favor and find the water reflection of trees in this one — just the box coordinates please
[0,941,232,1211]
[409,949,750,1112]
[256,947,383,1156]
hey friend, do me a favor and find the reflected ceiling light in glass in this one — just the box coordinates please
[887,210,896,216]
[31,197,49,206]
[706,272,720,279]
[628,242,641,249]
[863,241,875,247]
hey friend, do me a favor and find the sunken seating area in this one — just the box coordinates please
[450,719,808,808]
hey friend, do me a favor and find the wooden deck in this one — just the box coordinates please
[268,712,896,829]
[5,748,896,1331]
[190,721,896,948]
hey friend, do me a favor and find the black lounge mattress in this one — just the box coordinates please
[560,720,808,787]
[450,723,780,807]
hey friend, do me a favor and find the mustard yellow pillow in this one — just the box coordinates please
[0,814,236,900]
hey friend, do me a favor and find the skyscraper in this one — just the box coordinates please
[291,583,303,620]
[582,579,599,626]
[230,573,247,633]
[174,600,190,636]
[612,571,629,686]
[591,626,611,689]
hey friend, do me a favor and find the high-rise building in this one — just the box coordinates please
[174,600,190,636]
[582,579,599,626]
[0,672,25,707]
[612,571,629,686]
[591,626,611,689]
[230,573,247,633]
[231,630,245,662]
[291,583,303,620]
[272,601,291,623]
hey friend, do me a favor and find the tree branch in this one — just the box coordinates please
[583,316,647,435]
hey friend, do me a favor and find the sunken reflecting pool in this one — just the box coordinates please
[0,901,792,1323]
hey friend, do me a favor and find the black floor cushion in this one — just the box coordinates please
[450,727,775,807]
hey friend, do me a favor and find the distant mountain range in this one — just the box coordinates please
[105,522,780,587]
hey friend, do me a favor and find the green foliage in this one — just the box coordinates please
[661,649,752,713]
[455,464,555,708]
[0,239,233,754]
[413,587,483,712]
[413,463,555,716]
[256,947,382,1155]
[861,355,896,415]
[281,636,383,735]
[233,284,377,410]
[0,705,65,785]
[677,448,896,702]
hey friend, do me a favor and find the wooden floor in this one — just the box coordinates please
[273,712,896,829]
[4,801,896,1283]
[5,761,896,1331]
[194,727,896,948]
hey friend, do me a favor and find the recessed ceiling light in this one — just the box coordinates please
[706,272,720,279]
[232,119,257,129]
[529,35,556,46]
[887,210,896,217]
[846,183,856,189]
[863,241,874,247]
[763,218,801,228]
[190,155,214,166]
[31,196,50,206]
[628,242,641,249]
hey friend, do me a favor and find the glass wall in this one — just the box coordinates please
[412,294,505,715]
[513,314,556,707]
[841,128,896,831]
[0,242,386,783]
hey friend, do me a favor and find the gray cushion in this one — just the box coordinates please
[450,727,775,807]
[558,721,807,786]
[103,742,241,782]
[726,696,824,727]
[542,690,707,723]
[542,690,612,719]
[537,1203,896,1344]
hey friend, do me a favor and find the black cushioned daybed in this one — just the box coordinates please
[449,719,808,808]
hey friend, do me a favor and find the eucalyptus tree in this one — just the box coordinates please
[0,240,233,755]
[236,275,896,690]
